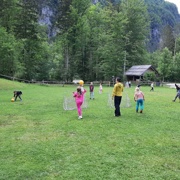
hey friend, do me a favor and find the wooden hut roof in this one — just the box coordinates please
[125,65,158,76]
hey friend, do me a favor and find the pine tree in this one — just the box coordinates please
[0,0,19,33]
[161,25,175,54]
[120,0,150,68]
[0,27,22,77]
[14,0,45,80]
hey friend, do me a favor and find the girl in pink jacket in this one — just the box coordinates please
[73,86,86,119]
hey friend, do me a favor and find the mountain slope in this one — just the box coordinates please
[38,0,180,52]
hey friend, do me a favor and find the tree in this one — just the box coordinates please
[143,71,156,81]
[55,0,73,34]
[55,0,93,81]
[173,52,180,81]
[175,37,180,54]
[148,50,162,68]
[120,0,150,68]
[14,0,48,80]
[0,27,22,77]
[97,3,127,80]
[0,0,19,33]
[158,47,172,81]
[160,25,175,54]
[14,0,39,39]
[48,38,65,81]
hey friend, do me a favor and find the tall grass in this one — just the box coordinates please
[0,79,180,179]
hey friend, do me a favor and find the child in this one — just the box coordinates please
[13,91,22,101]
[172,84,180,102]
[134,87,145,113]
[89,82,94,99]
[73,86,86,119]
[99,83,103,94]
[125,81,129,88]
[150,82,154,91]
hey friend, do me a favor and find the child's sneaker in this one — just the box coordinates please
[78,116,82,119]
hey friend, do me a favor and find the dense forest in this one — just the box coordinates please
[0,0,180,82]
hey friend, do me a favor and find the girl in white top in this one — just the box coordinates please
[134,87,145,113]
[99,83,103,94]
[150,82,154,91]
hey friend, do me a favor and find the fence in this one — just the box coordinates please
[0,74,65,85]
[1,74,171,87]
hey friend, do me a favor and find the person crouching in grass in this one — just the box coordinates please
[14,91,22,101]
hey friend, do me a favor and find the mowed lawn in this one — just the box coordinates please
[0,78,180,180]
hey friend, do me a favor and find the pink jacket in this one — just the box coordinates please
[73,89,86,103]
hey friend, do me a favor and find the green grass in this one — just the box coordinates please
[0,78,180,180]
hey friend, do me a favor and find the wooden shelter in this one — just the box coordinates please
[125,65,159,81]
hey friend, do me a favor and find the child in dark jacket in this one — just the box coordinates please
[14,91,22,101]
[172,84,180,102]
[89,82,94,99]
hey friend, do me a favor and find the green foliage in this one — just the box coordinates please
[169,53,180,82]
[120,0,150,67]
[0,0,179,82]
[56,0,73,34]
[158,47,172,81]
[48,38,64,80]
[13,0,51,80]
[99,3,127,79]
[54,0,150,81]
[0,0,19,33]
[14,0,39,40]
[147,50,161,68]
[143,71,156,81]
[175,37,180,54]
[161,25,175,54]
[0,27,22,76]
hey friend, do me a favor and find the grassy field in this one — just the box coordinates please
[0,78,180,180]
